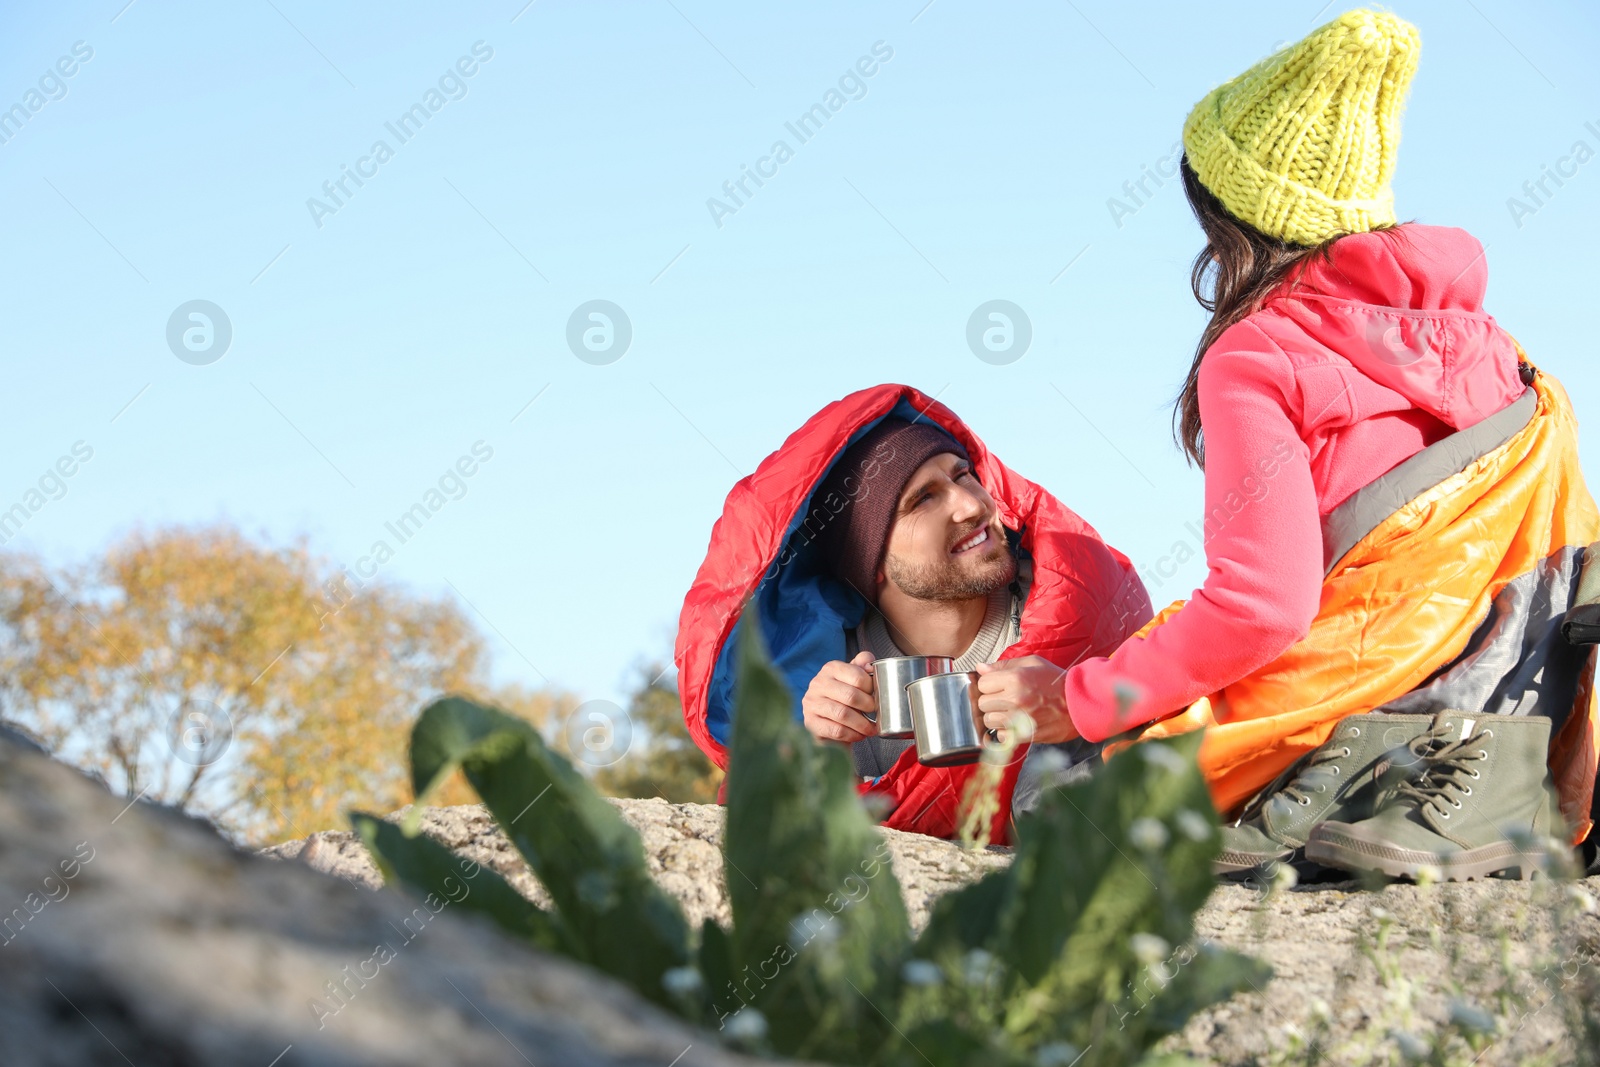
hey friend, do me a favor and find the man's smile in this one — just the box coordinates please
[950,525,992,555]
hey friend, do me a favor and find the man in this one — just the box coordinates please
[676,384,1151,841]
[800,419,1093,784]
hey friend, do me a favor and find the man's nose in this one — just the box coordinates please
[951,480,986,521]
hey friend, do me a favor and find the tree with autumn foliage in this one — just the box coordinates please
[0,525,496,843]
[0,523,724,843]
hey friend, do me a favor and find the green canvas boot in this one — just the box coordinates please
[1215,712,1437,876]
[1305,712,1567,881]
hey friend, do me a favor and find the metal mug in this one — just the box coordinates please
[905,671,984,767]
[870,655,955,738]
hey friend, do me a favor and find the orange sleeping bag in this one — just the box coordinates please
[1113,360,1600,844]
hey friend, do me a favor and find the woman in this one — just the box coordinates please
[981,9,1599,880]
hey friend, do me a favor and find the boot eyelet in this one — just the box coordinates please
[1469,769,1480,778]
[1331,766,1341,775]
[1298,797,1311,806]
[1481,729,1494,739]
[1439,809,1451,819]
[1451,798,1462,809]
[1461,786,1473,796]
[1316,784,1327,793]
[1340,747,1351,757]
[1346,727,1361,738]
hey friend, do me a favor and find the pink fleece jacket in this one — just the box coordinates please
[1063,223,1528,742]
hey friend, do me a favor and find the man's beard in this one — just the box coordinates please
[884,529,1017,602]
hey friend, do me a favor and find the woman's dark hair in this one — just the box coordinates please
[1174,154,1389,468]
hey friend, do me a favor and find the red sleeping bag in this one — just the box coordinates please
[675,384,1152,842]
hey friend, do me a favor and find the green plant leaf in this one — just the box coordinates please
[406,696,534,829]
[376,629,1265,1067]
[697,917,739,1028]
[914,864,1013,962]
[351,811,568,954]
[1007,736,1219,989]
[1001,736,1234,1060]
[907,733,1264,1066]
[407,696,691,1007]
[1144,941,1272,1036]
[891,1020,1026,1067]
[721,615,913,1061]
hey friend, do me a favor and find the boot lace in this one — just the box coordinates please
[1238,739,1351,821]
[1391,724,1490,819]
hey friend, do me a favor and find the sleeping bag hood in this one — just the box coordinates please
[675,383,1153,840]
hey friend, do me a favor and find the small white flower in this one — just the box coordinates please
[1503,827,1539,851]
[1566,885,1596,914]
[1112,680,1145,712]
[724,1008,768,1042]
[1448,999,1496,1036]
[1130,933,1170,965]
[1175,808,1211,841]
[661,966,702,997]
[788,911,838,952]
[1034,1042,1082,1067]
[1128,817,1169,851]
[962,948,999,987]
[901,959,942,987]
[1390,1029,1430,1061]
[1034,747,1070,773]
[861,792,894,821]
[1309,998,1332,1022]
[1139,744,1187,774]
[1272,862,1299,892]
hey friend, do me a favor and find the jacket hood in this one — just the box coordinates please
[1266,223,1524,429]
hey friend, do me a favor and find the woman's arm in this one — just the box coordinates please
[1062,323,1326,741]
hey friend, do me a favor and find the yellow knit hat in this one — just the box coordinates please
[1182,8,1421,247]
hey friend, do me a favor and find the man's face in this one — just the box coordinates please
[880,452,1015,601]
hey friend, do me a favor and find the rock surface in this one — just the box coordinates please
[0,734,788,1067]
[8,709,1598,1067]
[260,798,1010,933]
[267,799,1600,1066]
[1183,874,1600,1065]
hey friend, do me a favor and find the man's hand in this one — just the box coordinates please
[974,655,1080,745]
[802,650,879,745]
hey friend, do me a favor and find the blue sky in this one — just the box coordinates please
[2,0,1597,710]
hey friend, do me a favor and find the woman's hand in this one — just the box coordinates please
[801,650,879,745]
[974,655,1080,745]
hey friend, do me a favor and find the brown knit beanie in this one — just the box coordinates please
[812,418,970,603]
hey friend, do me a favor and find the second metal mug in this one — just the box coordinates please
[871,655,954,738]
[905,671,984,767]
